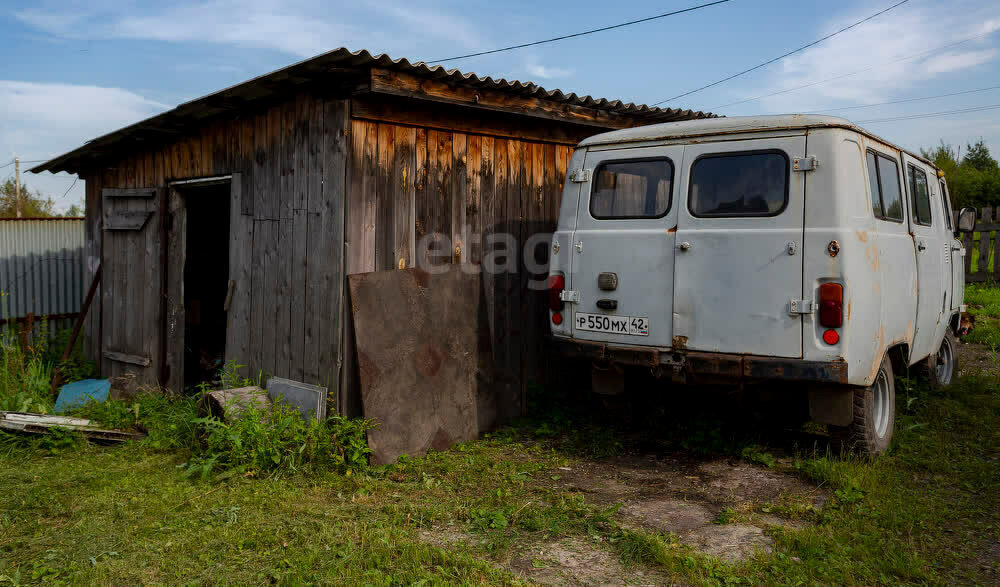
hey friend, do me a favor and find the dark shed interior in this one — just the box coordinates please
[31,48,714,419]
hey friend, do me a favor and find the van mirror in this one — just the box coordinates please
[957,207,977,234]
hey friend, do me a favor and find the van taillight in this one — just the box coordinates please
[819,283,843,328]
[548,274,565,312]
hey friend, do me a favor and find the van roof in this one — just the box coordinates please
[579,114,937,170]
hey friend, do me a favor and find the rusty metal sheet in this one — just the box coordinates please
[349,266,490,464]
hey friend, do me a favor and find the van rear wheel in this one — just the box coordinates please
[829,355,895,456]
[920,330,958,388]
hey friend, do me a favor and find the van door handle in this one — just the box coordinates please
[678,241,692,251]
[917,242,927,251]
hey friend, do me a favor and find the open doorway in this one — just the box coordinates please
[179,182,231,387]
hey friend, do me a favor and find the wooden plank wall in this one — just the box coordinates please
[81,92,347,397]
[344,118,573,419]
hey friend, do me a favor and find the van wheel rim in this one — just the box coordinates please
[872,370,891,439]
[935,336,955,384]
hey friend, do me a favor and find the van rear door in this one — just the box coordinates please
[672,136,807,358]
[569,146,682,348]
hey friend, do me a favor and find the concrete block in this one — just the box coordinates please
[266,377,327,422]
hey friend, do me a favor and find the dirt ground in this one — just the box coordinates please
[417,341,997,585]
[956,338,997,374]
[422,451,826,585]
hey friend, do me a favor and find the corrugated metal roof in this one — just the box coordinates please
[31,47,715,175]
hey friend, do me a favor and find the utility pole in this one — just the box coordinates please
[14,157,21,218]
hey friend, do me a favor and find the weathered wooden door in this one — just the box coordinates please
[101,187,163,387]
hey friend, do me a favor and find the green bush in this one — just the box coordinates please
[182,402,375,479]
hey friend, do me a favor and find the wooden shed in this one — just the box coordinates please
[31,48,713,417]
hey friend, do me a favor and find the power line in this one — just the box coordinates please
[653,0,912,105]
[0,160,14,169]
[857,103,1000,124]
[803,85,1000,114]
[428,0,733,64]
[710,30,996,111]
[58,177,79,201]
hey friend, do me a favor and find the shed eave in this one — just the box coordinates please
[30,47,715,175]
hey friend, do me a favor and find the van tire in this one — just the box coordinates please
[829,356,895,456]
[920,330,958,388]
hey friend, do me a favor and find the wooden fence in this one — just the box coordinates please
[962,207,1000,283]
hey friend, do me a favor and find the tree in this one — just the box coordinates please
[963,139,998,172]
[0,178,56,217]
[921,139,1000,209]
[63,202,84,217]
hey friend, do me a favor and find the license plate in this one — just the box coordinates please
[575,312,649,336]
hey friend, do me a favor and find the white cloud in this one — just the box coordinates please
[15,0,484,58]
[726,0,1000,113]
[525,62,575,80]
[170,63,246,74]
[921,49,998,75]
[0,81,168,211]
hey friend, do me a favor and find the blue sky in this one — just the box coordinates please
[2,0,998,212]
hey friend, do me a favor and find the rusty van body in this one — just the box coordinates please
[546,115,976,455]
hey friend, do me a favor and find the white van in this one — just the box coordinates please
[546,115,976,455]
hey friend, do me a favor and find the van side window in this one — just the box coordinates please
[866,152,883,217]
[867,150,904,222]
[689,151,788,217]
[939,179,952,230]
[908,165,932,226]
[590,158,673,219]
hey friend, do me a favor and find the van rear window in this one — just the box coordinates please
[866,150,904,222]
[590,159,673,219]
[689,152,788,217]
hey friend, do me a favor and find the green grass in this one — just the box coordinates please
[0,288,998,584]
[964,283,1000,347]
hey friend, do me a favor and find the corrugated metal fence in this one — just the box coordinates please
[0,218,85,324]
